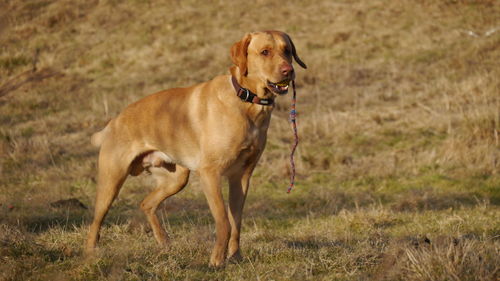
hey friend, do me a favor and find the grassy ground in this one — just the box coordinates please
[1,0,499,280]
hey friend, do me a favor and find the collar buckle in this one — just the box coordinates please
[232,76,274,106]
[241,88,252,102]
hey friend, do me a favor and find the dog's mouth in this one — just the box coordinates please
[267,79,290,95]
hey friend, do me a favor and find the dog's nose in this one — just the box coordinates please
[281,63,294,76]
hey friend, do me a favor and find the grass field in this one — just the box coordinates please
[1,0,499,280]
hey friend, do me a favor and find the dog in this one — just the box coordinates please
[85,30,306,266]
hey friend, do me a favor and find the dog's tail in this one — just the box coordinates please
[91,122,111,147]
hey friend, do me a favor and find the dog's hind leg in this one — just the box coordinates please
[140,165,190,246]
[85,145,130,254]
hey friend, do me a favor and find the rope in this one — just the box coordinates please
[287,80,299,193]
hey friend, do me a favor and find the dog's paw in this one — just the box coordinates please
[209,256,226,268]
[227,251,243,263]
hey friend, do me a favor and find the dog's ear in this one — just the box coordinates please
[230,33,252,76]
[284,33,307,69]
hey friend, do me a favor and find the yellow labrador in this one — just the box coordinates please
[85,30,306,266]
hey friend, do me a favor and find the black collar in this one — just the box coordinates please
[231,76,274,106]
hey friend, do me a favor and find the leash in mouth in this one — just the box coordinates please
[287,80,299,193]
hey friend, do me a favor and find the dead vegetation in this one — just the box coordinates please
[0,0,499,280]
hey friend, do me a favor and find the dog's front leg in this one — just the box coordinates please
[200,168,230,267]
[227,162,256,262]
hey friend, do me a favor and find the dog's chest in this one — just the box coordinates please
[235,124,266,161]
[244,125,260,145]
[244,121,264,144]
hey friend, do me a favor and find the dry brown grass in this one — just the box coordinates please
[1,0,499,280]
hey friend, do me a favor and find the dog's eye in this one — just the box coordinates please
[261,50,269,56]
[284,48,291,56]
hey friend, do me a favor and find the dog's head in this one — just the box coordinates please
[230,31,307,96]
